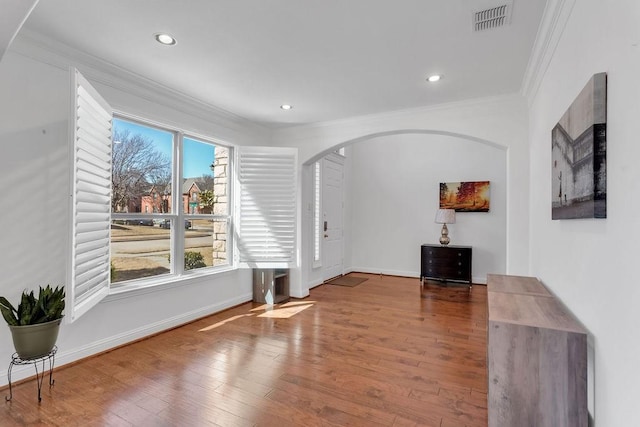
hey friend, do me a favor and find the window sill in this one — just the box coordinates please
[105,265,237,302]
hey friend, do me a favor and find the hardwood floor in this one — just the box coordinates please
[1,274,488,426]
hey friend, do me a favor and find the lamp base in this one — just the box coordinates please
[439,223,450,246]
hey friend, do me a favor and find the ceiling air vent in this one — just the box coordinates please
[473,3,512,31]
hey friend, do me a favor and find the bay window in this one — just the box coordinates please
[69,68,296,322]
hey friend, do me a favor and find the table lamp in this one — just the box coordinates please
[435,209,456,246]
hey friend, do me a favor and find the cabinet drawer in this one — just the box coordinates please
[424,248,469,260]
[426,265,469,280]
[424,257,469,267]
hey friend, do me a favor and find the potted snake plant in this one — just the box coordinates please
[0,285,65,359]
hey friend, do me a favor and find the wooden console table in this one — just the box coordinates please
[487,274,588,426]
[420,244,472,286]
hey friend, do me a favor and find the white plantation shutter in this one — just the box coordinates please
[313,161,322,265]
[237,146,297,267]
[69,69,112,322]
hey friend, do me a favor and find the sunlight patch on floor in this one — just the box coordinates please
[257,304,313,318]
[200,301,317,330]
[281,300,316,307]
[198,314,255,331]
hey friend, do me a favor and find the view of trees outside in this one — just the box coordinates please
[112,127,172,213]
[110,118,229,284]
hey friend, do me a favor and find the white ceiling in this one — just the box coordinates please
[17,0,547,128]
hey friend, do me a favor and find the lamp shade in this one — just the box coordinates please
[435,208,456,224]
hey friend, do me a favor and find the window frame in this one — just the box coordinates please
[182,133,233,273]
[110,114,234,288]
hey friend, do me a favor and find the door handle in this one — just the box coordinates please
[324,220,328,231]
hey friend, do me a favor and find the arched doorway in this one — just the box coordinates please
[298,129,507,296]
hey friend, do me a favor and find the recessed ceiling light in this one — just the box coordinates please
[427,74,442,82]
[154,33,177,46]
[280,104,293,110]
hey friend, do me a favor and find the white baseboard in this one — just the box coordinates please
[473,275,487,285]
[0,293,252,387]
[347,266,419,278]
[307,278,324,289]
[345,267,487,285]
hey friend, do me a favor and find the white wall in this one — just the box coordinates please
[0,44,263,386]
[528,0,640,425]
[348,133,506,282]
[275,95,529,293]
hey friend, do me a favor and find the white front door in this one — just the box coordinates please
[322,153,344,281]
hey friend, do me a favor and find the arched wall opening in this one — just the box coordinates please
[297,129,508,294]
[302,129,506,166]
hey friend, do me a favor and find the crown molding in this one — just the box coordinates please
[10,29,268,138]
[521,0,577,106]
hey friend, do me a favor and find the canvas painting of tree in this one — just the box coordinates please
[439,181,490,212]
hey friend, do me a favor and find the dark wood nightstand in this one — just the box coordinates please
[420,244,472,287]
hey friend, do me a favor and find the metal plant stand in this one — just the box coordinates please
[5,346,57,402]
